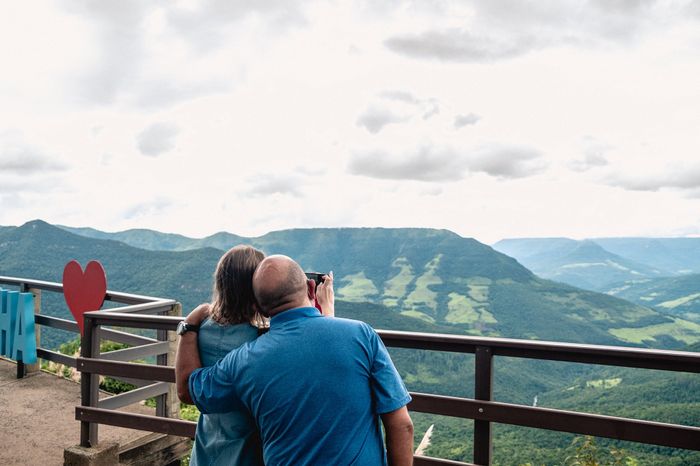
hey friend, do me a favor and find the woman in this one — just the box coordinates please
[188,245,334,466]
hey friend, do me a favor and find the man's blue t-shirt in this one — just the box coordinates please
[189,307,411,465]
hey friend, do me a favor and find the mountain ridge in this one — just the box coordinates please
[3,220,699,465]
[5,220,700,349]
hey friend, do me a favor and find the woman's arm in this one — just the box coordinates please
[316,271,334,317]
[175,303,210,404]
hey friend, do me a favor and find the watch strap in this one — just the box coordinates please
[178,321,200,335]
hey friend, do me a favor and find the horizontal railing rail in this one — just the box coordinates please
[70,311,700,465]
[380,330,700,372]
[4,275,697,465]
[0,275,175,306]
[0,275,182,451]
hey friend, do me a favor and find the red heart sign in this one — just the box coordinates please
[63,260,107,335]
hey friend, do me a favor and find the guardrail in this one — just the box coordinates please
[75,312,700,466]
[0,275,182,448]
[2,275,699,465]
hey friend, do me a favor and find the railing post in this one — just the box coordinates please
[474,346,493,465]
[26,286,41,375]
[80,314,101,447]
[156,302,181,419]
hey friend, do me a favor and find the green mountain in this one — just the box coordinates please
[594,237,700,275]
[45,221,700,348]
[58,224,246,251]
[3,220,699,465]
[493,238,666,291]
[0,220,222,348]
[609,274,700,324]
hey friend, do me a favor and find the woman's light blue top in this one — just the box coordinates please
[189,318,263,466]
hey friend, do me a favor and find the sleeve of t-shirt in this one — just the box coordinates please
[366,324,412,414]
[188,350,244,415]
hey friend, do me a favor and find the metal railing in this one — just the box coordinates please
[380,331,700,465]
[0,275,182,448]
[75,311,700,466]
[2,275,699,465]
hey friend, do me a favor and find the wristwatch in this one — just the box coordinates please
[176,321,200,336]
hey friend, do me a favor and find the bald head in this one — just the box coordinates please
[253,255,311,316]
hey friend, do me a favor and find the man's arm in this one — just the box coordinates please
[381,406,414,466]
[175,304,209,404]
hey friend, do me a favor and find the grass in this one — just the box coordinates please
[467,283,489,302]
[336,271,379,302]
[609,318,700,345]
[382,257,415,307]
[657,293,700,309]
[404,254,443,313]
[585,378,622,389]
[445,292,497,325]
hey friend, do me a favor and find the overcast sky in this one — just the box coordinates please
[2,0,700,244]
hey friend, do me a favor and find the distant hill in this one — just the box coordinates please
[608,274,700,324]
[0,221,223,307]
[58,225,247,251]
[4,221,700,465]
[493,238,664,291]
[6,220,700,350]
[594,237,700,275]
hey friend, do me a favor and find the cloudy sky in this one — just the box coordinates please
[1,0,700,244]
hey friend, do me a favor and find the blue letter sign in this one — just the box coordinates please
[0,289,16,358]
[0,288,37,364]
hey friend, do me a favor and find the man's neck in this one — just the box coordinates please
[266,298,313,318]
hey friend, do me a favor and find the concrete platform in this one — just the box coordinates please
[0,357,158,466]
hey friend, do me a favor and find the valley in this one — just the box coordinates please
[2,220,699,464]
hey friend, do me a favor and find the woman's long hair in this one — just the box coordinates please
[210,245,266,326]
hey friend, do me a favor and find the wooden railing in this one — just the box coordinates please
[2,275,699,465]
[0,275,182,448]
[76,311,700,466]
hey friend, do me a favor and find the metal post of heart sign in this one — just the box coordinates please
[0,287,37,364]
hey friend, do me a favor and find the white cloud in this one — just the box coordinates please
[469,144,548,179]
[60,0,309,109]
[136,123,180,157]
[348,146,468,182]
[605,166,700,192]
[383,0,666,63]
[2,0,700,242]
[386,29,544,62]
[0,133,69,173]
[356,106,409,134]
[570,137,612,172]
[454,113,481,129]
[348,143,546,182]
[245,175,305,198]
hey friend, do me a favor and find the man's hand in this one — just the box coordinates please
[187,303,210,325]
[316,271,334,317]
[175,303,210,404]
[381,406,414,466]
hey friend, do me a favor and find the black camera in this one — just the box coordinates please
[304,272,326,286]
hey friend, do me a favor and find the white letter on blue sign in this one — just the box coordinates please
[0,289,17,358]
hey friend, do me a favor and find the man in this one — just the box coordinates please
[176,255,414,465]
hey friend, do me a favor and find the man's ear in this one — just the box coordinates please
[307,279,317,300]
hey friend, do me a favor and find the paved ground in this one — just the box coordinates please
[0,357,156,466]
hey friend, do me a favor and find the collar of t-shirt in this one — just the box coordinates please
[270,306,321,329]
